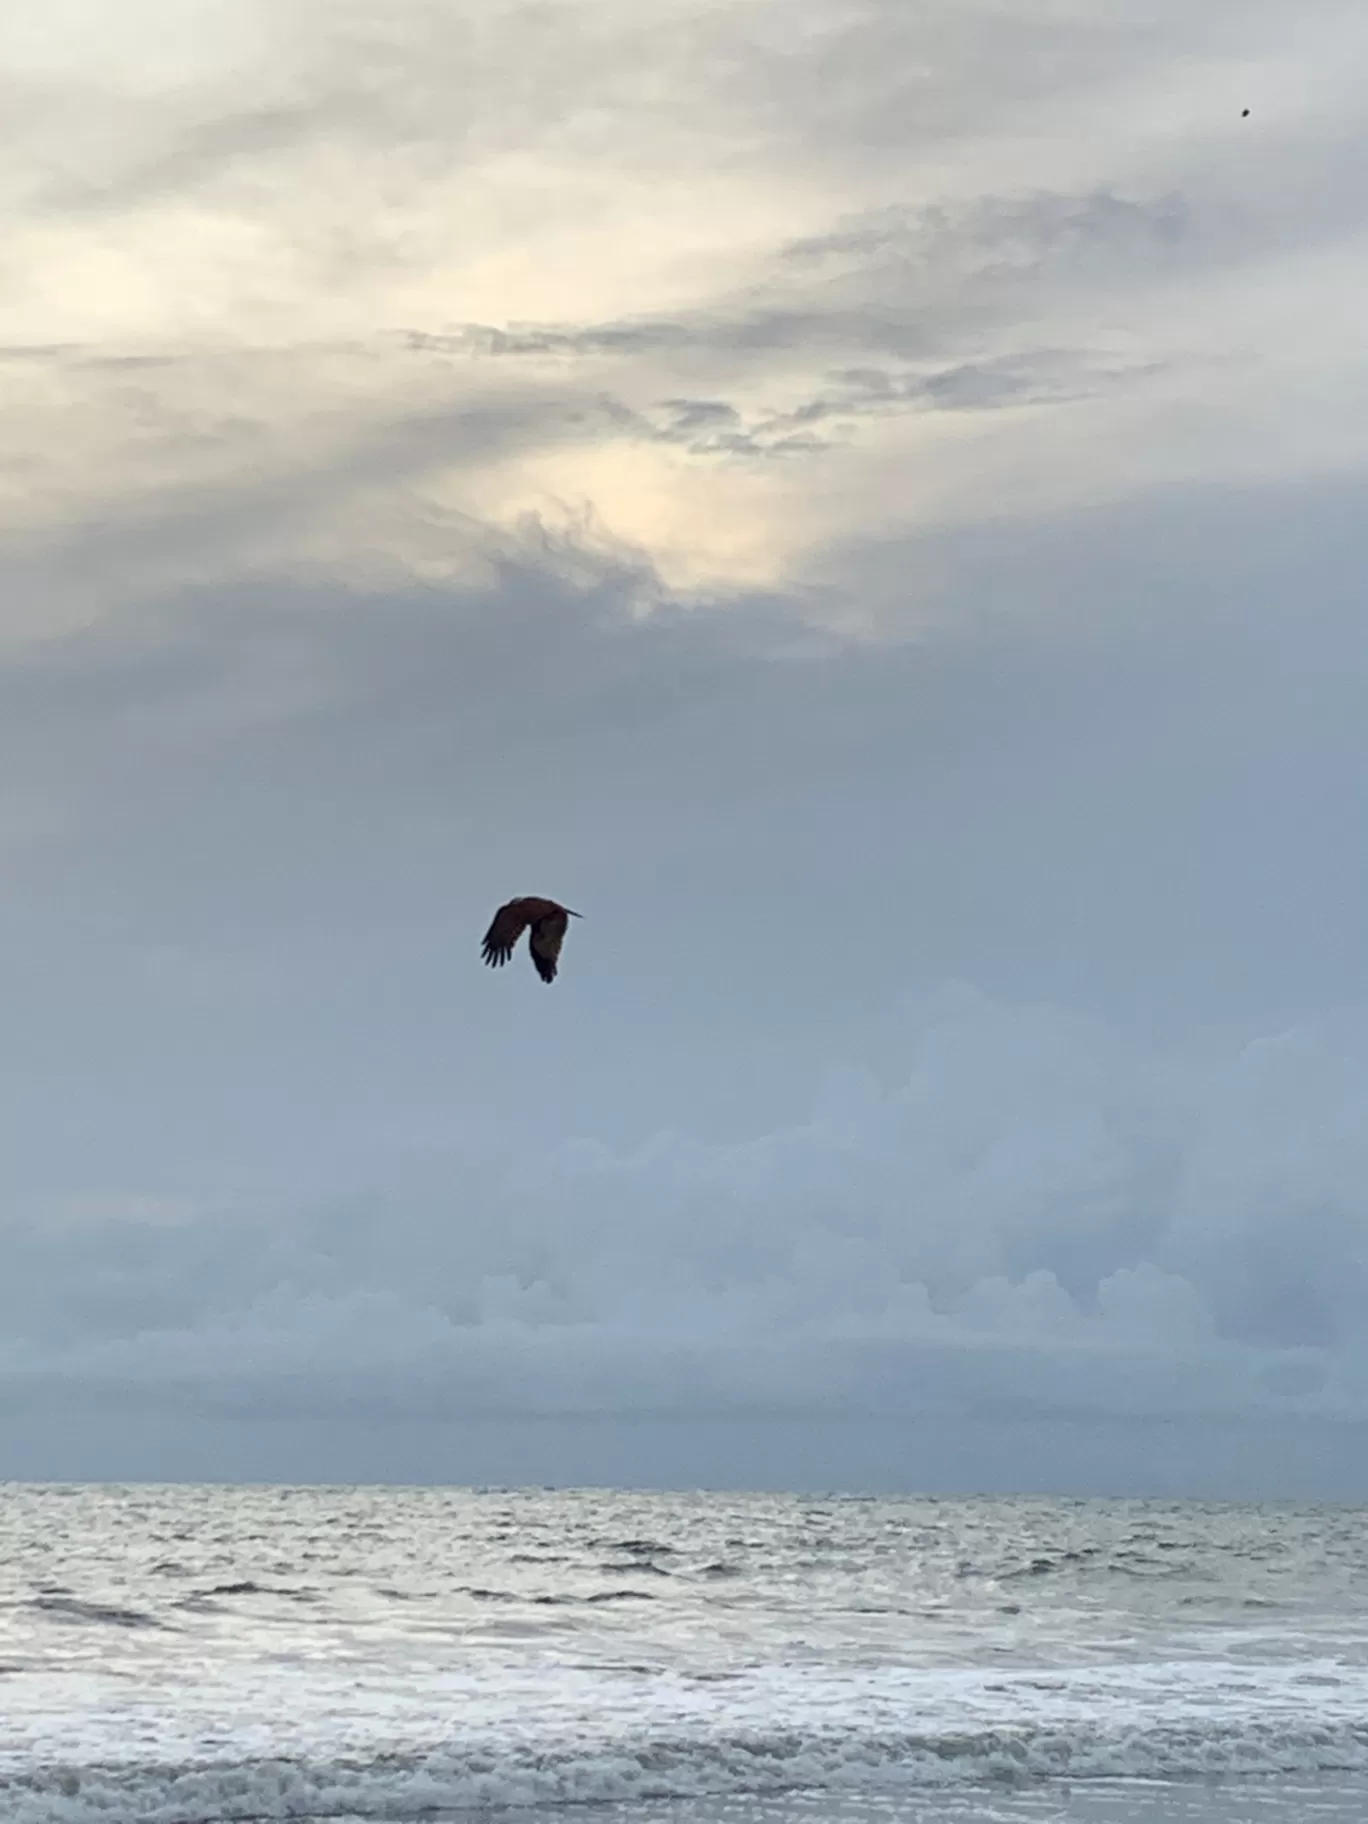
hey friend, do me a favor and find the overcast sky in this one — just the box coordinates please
[2,0,1367,1495]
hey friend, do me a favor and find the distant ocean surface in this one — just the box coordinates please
[2,1486,1367,1824]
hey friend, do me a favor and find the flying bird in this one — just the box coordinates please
[481,896,581,983]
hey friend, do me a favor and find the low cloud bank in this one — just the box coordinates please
[4,987,1366,1428]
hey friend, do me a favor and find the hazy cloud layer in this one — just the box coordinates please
[1,0,1367,1488]
[4,988,1367,1442]
[5,0,1367,610]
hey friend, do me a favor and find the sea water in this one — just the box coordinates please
[1,1484,1366,1822]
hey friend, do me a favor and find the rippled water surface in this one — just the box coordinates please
[1,1485,1367,1822]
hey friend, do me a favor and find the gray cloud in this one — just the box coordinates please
[403,184,1196,372]
[0,456,1364,1481]
[783,189,1192,288]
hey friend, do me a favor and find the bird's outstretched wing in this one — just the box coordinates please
[482,896,554,968]
[528,908,569,983]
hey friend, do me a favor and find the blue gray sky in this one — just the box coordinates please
[2,0,1368,1494]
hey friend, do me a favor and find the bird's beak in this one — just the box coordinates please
[567,909,583,918]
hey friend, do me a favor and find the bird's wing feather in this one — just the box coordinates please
[528,908,569,982]
[482,897,548,967]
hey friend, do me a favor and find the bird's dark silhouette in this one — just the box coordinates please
[481,896,581,983]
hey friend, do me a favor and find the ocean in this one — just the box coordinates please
[1,1484,1366,1823]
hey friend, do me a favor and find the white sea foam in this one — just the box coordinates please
[9,1708,1368,1824]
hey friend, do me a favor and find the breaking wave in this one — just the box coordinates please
[9,1717,1368,1824]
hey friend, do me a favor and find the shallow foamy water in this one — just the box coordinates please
[1,1485,1366,1822]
